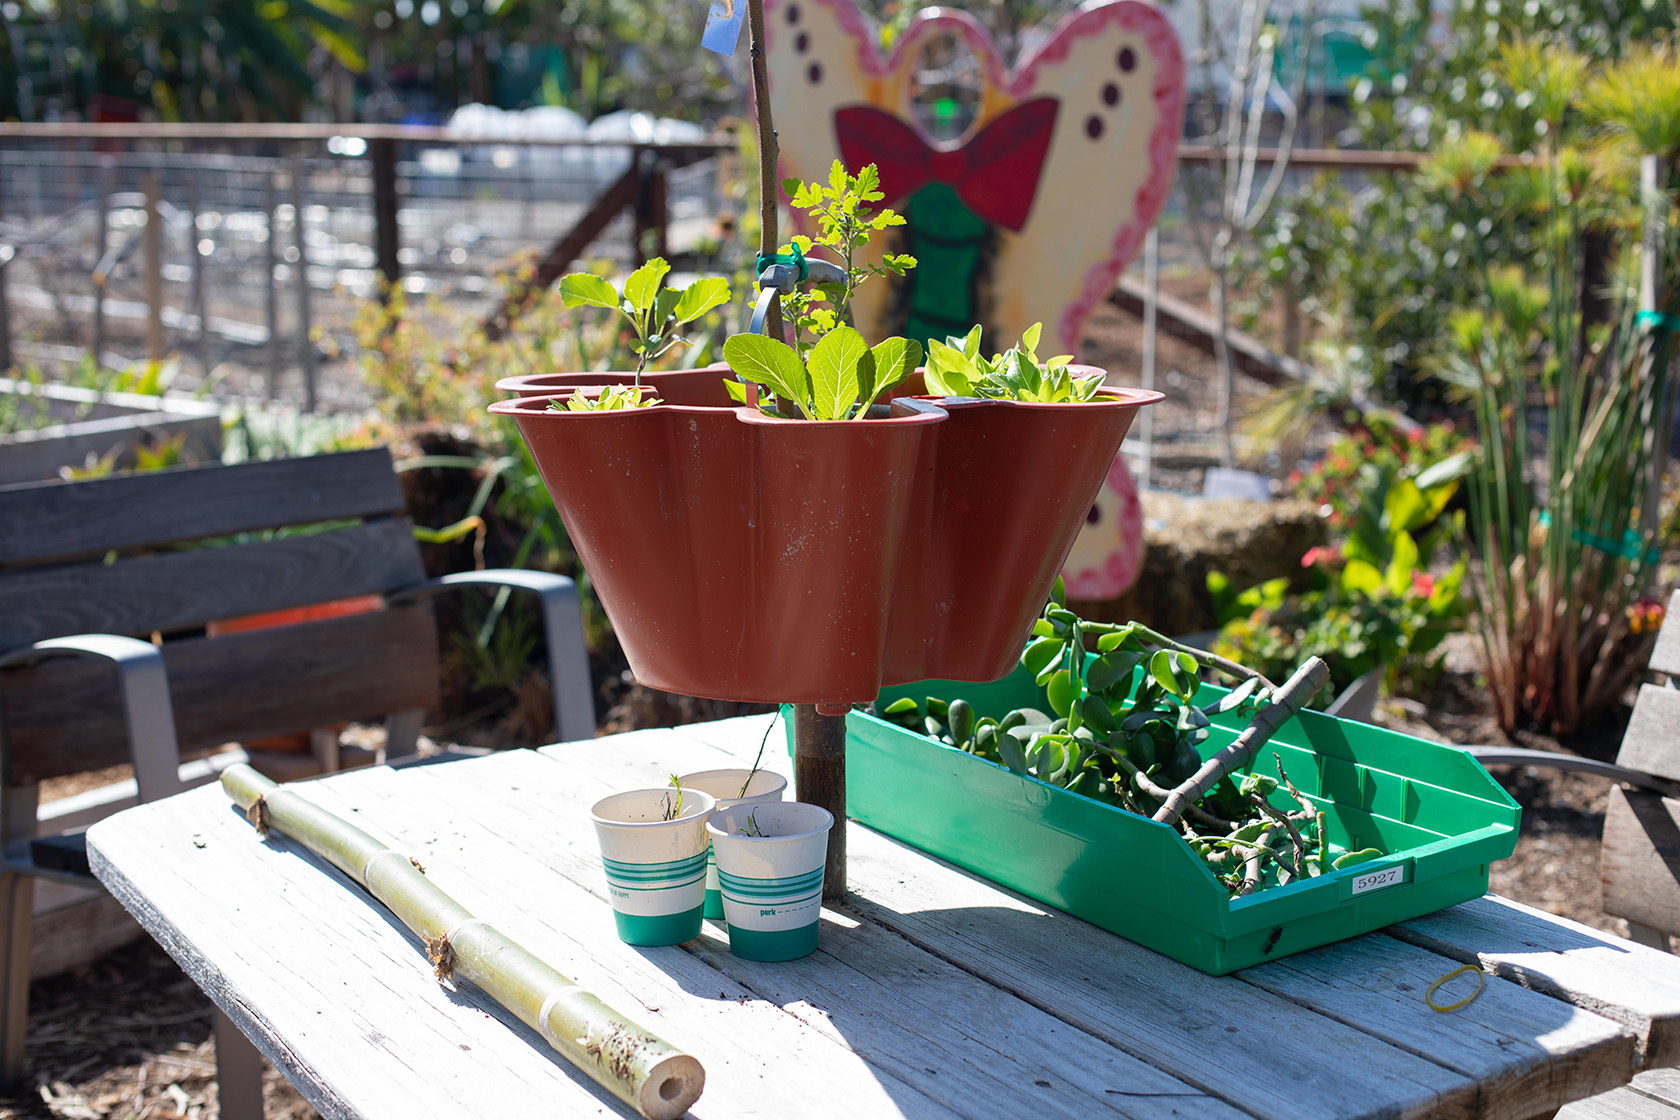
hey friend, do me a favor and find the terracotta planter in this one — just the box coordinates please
[885,381,1163,684]
[495,365,735,407]
[491,374,1160,706]
[490,396,944,706]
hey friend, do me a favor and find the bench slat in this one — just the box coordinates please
[0,520,426,650]
[2,604,439,783]
[1601,787,1680,941]
[1390,894,1680,1068]
[1647,592,1680,679]
[1615,685,1680,784]
[1557,1085,1680,1120]
[0,449,405,566]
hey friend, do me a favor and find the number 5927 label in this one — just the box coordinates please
[1349,863,1407,896]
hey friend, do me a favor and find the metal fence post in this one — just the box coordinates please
[1139,226,1159,492]
[188,173,210,380]
[92,157,114,369]
[290,159,315,412]
[265,171,280,400]
[0,160,11,375]
[142,170,165,364]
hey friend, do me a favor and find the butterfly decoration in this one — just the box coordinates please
[1062,453,1146,600]
[762,0,1185,357]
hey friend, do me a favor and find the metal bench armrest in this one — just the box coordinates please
[0,635,184,806]
[390,571,596,743]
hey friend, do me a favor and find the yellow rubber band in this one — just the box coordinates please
[1425,964,1484,1012]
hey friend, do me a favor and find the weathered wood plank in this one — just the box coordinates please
[1557,1084,1680,1120]
[0,519,424,649]
[1646,593,1680,680]
[1390,895,1680,1067]
[1601,786,1680,939]
[379,745,1249,1120]
[548,721,1483,1120]
[89,778,969,1120]
[0,449,404,565]
[28,891,143,980]
[1615,685,1680,785]
[1239,935,1634,1120]
[3,605,438,782]
[1629,1068,1680,1110]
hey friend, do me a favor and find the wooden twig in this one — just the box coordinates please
[220,764,704,1120]
[1152,658,1330,828]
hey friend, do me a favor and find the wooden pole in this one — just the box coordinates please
[745,0,782,339]
[370,137,400,294]
[792,706,846,898]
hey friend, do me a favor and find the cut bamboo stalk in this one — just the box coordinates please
[1153,657,1331,828]
[220,764,704,1119]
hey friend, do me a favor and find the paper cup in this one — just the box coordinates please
[677,769,788,919]
[707,802,832,961]
[591,787,717,946]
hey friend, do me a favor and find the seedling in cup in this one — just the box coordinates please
[590,786,717,946]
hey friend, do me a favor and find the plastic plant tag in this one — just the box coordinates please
[701,0,747,55]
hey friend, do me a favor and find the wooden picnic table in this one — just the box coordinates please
[86,715,1680,1120]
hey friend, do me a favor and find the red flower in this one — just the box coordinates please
[1303,544,1345,569]
[1411,571,1436,598]
[1628,597,1666,636]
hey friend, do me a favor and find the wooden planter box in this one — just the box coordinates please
[0,377,222,484]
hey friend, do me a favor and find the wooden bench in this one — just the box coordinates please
[0,447,595,1110]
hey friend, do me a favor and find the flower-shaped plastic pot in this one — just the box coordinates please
[676,768,789,920]
[590,787,717,946]
[707,801,834,961]
[495,365,735,407]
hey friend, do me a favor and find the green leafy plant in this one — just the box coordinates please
[663,774,685,822]
[739,811,764,837]
[880,585,1352,895]
[552,385,663,412]
[557,257,730,385]
[721,162,922,420]
[1211,458,1470,699]
[923,322,1104,403]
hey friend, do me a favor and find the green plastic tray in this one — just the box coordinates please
[787,663,1520,974]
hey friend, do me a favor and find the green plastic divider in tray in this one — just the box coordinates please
[784,661,1520,974]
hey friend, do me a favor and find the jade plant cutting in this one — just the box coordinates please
[923,322,1106,403]
[878,583,1366,897]
[721,161,922,420]
[551,257,730,410]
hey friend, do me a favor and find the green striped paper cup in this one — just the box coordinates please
[591,787,717,946]
[706,802,833,961]
[676,768,788,920]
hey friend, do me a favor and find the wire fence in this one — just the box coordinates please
[0,131,731,410]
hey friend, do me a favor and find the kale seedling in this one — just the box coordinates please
[551,257,729,410]
[722,161,922,420]
[924,322,1106,403]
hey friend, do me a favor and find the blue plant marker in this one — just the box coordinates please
[702,0,747,55]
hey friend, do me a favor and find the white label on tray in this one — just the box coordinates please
[1349,864,1407,896]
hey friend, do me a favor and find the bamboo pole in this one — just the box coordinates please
[220,764,705,1120]
[1152,657,1330,828]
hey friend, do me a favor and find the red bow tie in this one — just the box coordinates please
[834,98,1059,232]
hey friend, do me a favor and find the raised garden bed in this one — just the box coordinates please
[0,377,222,484]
